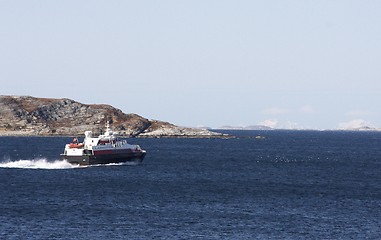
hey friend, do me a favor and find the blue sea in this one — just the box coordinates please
[1,130,381,239]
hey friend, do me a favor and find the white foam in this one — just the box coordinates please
[0,158,79,169]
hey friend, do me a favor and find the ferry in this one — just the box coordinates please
[60,122,146,165]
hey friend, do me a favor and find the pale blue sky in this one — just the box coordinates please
[1,1,380,129]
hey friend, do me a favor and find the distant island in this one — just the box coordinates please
[0,95,225,138]
[219,125,274,130]
[218,124,381,132]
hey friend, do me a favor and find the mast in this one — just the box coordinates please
[105,121,111,136]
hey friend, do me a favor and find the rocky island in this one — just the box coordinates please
[0,95,225,138]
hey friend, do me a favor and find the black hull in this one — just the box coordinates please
[60,152,146,166]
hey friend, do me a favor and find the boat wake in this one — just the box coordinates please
[0,158,141,169]
[0,159,79,169]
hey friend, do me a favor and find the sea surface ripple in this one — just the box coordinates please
[1,131,381,239]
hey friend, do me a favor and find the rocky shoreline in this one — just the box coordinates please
[0,96,227,138]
